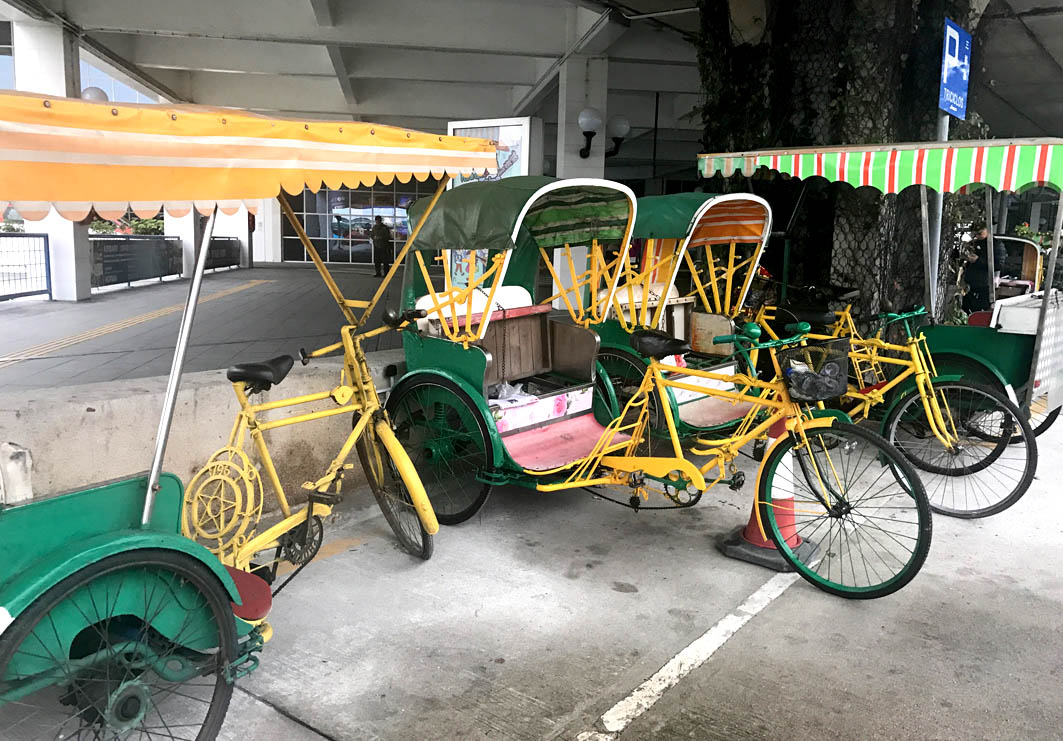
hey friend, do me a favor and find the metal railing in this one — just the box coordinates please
[90,235,182,288]
[0,233,51,301]
[205,236,241,270]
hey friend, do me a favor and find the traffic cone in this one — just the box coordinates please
[718,421,818,572]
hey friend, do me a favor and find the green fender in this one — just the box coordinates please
[389,368,509,470]
[0,531,241,625]
[928,351,1011,390]
[875,373,963,436]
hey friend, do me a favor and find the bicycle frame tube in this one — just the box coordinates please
[143,207,218,526]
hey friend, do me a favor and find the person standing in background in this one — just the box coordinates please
[372,215,393,278]
[962,225,1006,312]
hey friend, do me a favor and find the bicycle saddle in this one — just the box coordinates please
[630,330,691,359]
[227,354,295,390]
[786,308,837,325]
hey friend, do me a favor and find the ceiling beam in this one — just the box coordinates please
[2,0,187,101]
[307,0,333,26]
[512,8,628,116]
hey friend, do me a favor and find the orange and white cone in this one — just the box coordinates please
[718,420,808,571]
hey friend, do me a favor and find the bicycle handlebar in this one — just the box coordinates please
[713,321,810,351]
[877,305,927,325]
[382,307,428,328]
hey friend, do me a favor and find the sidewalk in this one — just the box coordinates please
[0,266,404,392]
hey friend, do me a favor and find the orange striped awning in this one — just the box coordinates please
[687,199,770,247]
[0,92,498,220]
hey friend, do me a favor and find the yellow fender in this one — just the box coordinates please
[750,416,837,542]
[375,420,440,535]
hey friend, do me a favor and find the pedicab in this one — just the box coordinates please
[698,140,1060,514]
[386,175,933,599]
[591,192,775,440]
[0,90,496,739]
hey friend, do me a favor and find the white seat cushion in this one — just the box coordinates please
[416,285,534,333]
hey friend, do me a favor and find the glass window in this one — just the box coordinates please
[280,178,440,264]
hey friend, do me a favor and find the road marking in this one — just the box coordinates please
[577,572,800,739]
[0,279,271,370]
[274,536,365,577]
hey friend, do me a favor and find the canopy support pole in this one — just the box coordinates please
[358,175,449,327]
[278,196,358,326]
[920,186,935,318]
[1022,190,1063,414]
[928,113,949,297]
[142,206,218,526]
[985,186,997,306]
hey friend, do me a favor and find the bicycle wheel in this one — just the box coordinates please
[598,347,665,455]
[356,422,433,560]
[883,381,1037,518]
[385,377,493,525]
[1027,398,1060,437]
[757,422,932,599]
[0,549,236,740]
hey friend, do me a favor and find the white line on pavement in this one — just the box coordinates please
[577,571,801,739]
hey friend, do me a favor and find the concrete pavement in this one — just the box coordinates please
[217,423,1063,740]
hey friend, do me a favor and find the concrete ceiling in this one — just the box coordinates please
[978,0,1063,136]
[0,0,705,180]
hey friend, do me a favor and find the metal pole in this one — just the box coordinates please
[780,238,791,305]
[984,186,996,305]
[1022,190,1063,413]
[920,186,934,316]
[928,113,949,297]
[651,91,660,180]
[142,207,218,525]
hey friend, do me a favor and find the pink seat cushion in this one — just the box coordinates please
[503,414,629,471]
[224,565,273,622]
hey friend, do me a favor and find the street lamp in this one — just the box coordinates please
[81,86,109,102]
[577,107,603,159]
[604,115,631,158]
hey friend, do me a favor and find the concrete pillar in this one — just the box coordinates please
[214,206,251,268]
[556,55,608,179]
[164,211,204,278]
[13,21,92,301]
[23,211,92,301]
[256,198,283,264]
[12,21,80,98]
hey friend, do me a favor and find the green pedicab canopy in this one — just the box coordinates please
[633,193,719,239]
[407,175,633,252]
[698,138,1063,195]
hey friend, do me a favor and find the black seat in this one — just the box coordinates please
[227,355,295,390]
[788,308,837,325]
[631,330,691,360]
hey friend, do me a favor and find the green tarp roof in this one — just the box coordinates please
[632,193,718,239]
[408,175,632,252]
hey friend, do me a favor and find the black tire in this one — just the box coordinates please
[883,381,1037,518]
[356,423,434,560]
[1027,400,1060,437]
[384,377,493,525]
[0,549,237,740]
[757,423,932,599]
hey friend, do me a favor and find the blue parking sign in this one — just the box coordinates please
[939,18,972,119]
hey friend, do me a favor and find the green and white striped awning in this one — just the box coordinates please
[698,139,1063,194]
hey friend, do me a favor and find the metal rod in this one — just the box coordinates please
[780,239,790,306]
[920,186,934,317]
[928,113,949,292]
[1022,190,1063,413]
[142,207,218,526]
[985,186,996,305]
[651,92,660,180]
[621,6,698,20]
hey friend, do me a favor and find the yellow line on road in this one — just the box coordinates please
[0,279,272,370]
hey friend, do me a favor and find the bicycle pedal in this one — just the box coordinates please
[728,471,746,491]
[309,492,341,506]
